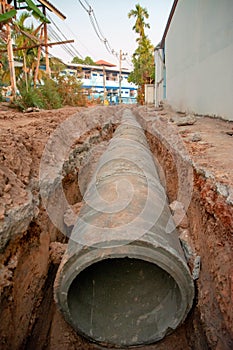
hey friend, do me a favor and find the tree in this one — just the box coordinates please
[129,36,155,85]
[0,0,50,97]
[71,56,83,64]
[84,56,96,65]
[21,0,50,24]
[0,37,21,86]
[128,4,155,103]
[13,12,36,89]
[48,57,65,73]
[128,3,150,39]
[71,56,96,65]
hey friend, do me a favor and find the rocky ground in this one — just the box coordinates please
[0,102,232,350]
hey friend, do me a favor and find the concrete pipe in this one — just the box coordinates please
[54,109,194,347]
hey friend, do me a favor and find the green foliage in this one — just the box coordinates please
[13,13,34,58]
[0,9,17,23]
[39,78,62,109]
[71,56,83,64]
[14,76,87,110]
[128,4,155,88]
[19,0,50,23]
[56,75,87,106]
[0,86,3,102]
[72,56,96,66]
[13,12,42,85]
[49,57,66,73]
[128,4,150,38]
[15,79,44,110]
[128,36,155,86]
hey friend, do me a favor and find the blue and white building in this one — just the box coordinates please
[61,62,138,104]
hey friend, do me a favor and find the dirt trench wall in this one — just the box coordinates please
[0,106,121,350]
[134,106,233,350]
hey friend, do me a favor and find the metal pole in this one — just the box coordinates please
[103,65,107,103]
[119,49,122,104]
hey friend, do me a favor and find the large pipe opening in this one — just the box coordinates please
[67,258,182,347]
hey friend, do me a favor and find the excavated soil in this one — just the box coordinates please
[0,103,232,350]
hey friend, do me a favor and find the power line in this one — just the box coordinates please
[47,14,83,59]
[78,0,119,59]
[48,26,77,58]
[52,14,96,59]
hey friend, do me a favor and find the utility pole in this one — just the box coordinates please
[119,49,127,104]
[103,65,107,103]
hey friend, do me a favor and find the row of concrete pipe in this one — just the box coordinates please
[54,109,194,347]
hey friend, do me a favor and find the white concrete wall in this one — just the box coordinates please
[165,0,233,121]
[155,48,164,107]
[145,84,155,104]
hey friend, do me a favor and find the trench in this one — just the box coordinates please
[1,106,232,350]
[26,111,206,350]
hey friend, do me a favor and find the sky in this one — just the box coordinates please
[44,0,174,69]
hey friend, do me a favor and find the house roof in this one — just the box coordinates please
[95,60,116,67]
[160,0,179,48]
[65,63,130,74]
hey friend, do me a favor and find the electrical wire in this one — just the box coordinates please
[47,14,83,59]
[47,15,84,61]
[78,0,119,60]
[48,26,78,59]
[48,13,96,59]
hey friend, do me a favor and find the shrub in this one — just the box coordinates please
[39,78,62,109]
[12,75,87,110]
[14,79,44,110]
[56,75,87,106]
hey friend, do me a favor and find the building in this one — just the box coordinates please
[155,0,233,121]
[61,61,138,104]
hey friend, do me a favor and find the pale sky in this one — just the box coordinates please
[45,0,173,69]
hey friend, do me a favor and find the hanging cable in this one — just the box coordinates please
[48,26,77,59]
[78,0,119,60]
[47,14,84,59]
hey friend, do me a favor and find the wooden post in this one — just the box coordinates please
[44,22,51,77]
[6,22,17,98]
[34,26,44,86]
[1,0,17,98]
[43,5,51,77]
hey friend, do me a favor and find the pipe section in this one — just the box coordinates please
[54,109,194,347]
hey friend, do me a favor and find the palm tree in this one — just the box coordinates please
[0,37,21,87]
[128,4,150,39]
[0,0,49,98]
[128,4,154,104]
[13,12,42,90]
